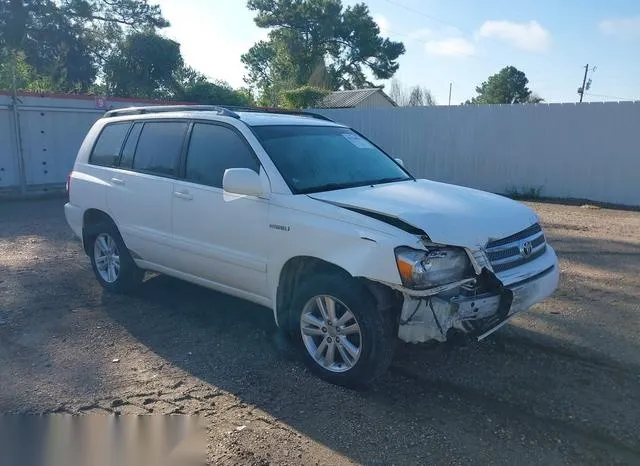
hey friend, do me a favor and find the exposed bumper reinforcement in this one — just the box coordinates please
[397,261,560,344]
[473,264,560,341]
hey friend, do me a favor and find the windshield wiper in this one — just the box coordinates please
[300,177,410,194]
[366,176,409,186]
[299,182,363,194]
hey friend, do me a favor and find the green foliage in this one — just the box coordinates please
[242,0,405,98]
[0,51,35,90]
[0,0,97,91]
[0,51,59,93]
[0,1,280,105]
[181,79,255,107]
[281,85,330,109]
[103,31,183,98]
[101,34,254,105]
[63,0,169,71]
[468,66,543,105]
[528,93,545,104]
[505,185,544,200]
[61,0,168,29]
[0,0,170,92]
[168,65,253,106]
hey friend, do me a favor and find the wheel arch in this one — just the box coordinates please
[82,208,117,256]
[275,255,401,331]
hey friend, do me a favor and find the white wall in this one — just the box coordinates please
[0,105,20,189]
[2,95,639,206]
[313,102,640,207]
[0,94,175,193]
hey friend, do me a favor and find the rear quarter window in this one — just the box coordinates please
[89,122,132,167]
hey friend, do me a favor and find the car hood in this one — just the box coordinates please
[309,179,539,248]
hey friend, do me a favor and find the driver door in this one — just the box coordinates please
[170,122,270,299]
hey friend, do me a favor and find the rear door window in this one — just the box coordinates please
[89,123,131,167]
[119,122,143,169]
[133,121,189,177]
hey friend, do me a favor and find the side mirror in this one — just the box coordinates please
[223,168,264,196]
[395,158,405,167]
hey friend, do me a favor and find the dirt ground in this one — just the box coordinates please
[1,197,639,465]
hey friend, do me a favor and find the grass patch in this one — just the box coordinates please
[505,185,544,200]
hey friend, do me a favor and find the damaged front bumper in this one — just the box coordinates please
[396,246,560,344]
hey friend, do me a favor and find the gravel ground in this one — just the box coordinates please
[0,198,639,465]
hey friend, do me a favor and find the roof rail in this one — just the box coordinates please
[221,106,334,122]
[102,105,240,119]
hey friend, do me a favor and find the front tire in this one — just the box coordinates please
[88,223,143,294]
[291,274,395,388]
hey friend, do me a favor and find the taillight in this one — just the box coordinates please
[66,172,72,201]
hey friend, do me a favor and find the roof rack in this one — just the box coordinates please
[221,106,334,122]
[102,105,240,119]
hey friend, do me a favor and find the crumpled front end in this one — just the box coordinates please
[395,224,560,344]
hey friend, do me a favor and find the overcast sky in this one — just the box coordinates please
[154,0,640,105]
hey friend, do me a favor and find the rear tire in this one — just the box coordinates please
[290,274,395,388]
[88,222,143,294]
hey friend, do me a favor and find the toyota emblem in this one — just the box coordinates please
[520,241,533,258]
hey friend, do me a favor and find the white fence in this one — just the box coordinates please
[0,93,182,194]
[313,102,640,207]
[2,95,639,206]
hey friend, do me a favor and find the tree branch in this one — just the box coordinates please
[65,11,138,27]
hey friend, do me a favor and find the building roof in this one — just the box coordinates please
[316,88,397,108]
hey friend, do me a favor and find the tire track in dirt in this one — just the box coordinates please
[389,335,640,463]
[390,364,640,462]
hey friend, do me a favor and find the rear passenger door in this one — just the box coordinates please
[170,121,270,299]
[106,120,188,267]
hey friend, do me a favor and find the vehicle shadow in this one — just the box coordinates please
[3,198,638,464]
[98,273,640,465]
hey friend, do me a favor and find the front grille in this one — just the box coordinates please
[485,223,547,273]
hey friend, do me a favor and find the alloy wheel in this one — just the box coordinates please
[300,295,362,372]
[93,233,120,283]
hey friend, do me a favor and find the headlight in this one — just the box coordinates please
[395,246,473,289]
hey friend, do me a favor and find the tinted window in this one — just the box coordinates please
[90,123,131,167]
[185,123,259,188]
[252,125,411,194]
[120,123,143,169]
[133,122,188,176]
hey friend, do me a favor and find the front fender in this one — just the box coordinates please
[267,201,419,321]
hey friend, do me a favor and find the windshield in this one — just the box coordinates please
[251,125,412,194]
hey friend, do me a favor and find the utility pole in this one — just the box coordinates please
[578,64,596,103]
[448,82,452,106]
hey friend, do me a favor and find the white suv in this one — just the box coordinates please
[65,105,559,387]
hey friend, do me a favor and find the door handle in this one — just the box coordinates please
[111,177,125,185]
[174,190,193,200]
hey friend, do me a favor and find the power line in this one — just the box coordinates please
[384,0,631,104]
[380,1,516,65]
[585,92,637,101]
[385,28,480,60]
[380,0,562,98]
[382,0,459,29]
